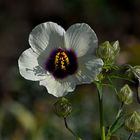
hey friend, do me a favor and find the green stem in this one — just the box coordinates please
[106,102,124,140]
[97,84,106,140]
[107,76,118,95]
[64,118,82,140]
[99,97,106,140]
[116,102,124,119]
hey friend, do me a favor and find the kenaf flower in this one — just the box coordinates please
[18,22,103,97]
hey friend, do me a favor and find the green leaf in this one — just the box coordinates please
[110,74,135,83]
[107,114,125,138]
[107,76,118,94]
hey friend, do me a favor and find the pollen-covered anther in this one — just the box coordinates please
[62,52,70,65]
[54,51,70,71]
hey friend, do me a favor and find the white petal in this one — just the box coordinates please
[18,48,47,81]
[64,23,98,57]
[40,75,76,97]
[29,22,65,54]
[76,56,103,84]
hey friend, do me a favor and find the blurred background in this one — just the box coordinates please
[0,0,140,140]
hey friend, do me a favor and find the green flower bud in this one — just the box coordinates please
[112,40,120,55]
[125,111,140,133]
[96,41,120,67]
[133,66,140,79]
[118,84,133,105]
[97,41,114,61]
[53,97,72,118]
[127,66,140,80]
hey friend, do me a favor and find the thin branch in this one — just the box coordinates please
[127,132,133,140]
[116,102,124,119]
[107,76,118,95]
[64,118,82,140]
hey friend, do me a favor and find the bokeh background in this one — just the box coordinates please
[0,0,140,140]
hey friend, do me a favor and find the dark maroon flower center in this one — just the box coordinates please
[45,48,78,79]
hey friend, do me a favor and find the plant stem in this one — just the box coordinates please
[127,132,133,140]
[99,97,106,140]
[64,117,82,140]
[106,102,124,140]
[97,84,106,140]
[107,76,118,95]
[116,102,124,119]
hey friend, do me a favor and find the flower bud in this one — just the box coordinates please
[97,41,114,61]
[97,41,120,66]
[112,40,120,55]
[127,66,140,80]
[117,84,133,105]
[125,111,140,133]
[53,97,72,118]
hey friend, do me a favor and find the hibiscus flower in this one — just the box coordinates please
[18,22,103,97]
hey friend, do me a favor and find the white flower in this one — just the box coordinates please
[18,22,103,97]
